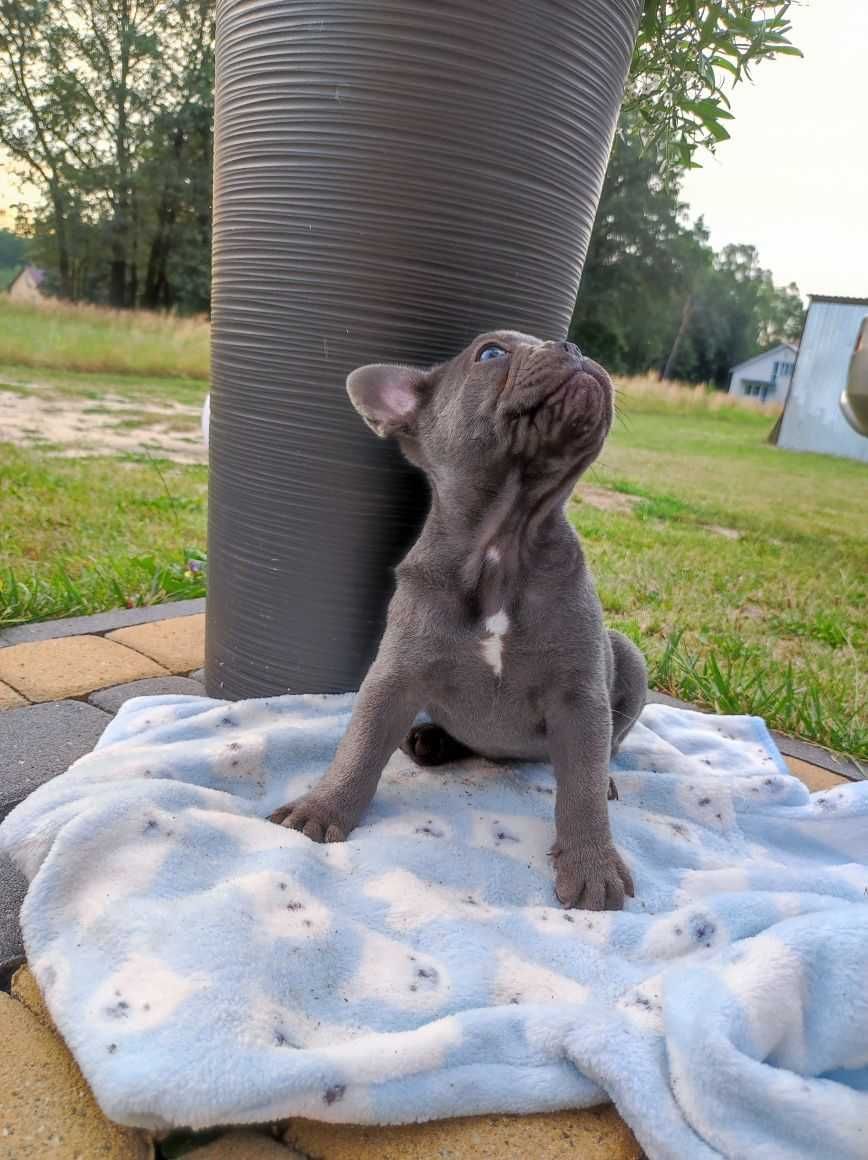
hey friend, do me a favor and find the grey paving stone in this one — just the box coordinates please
[771,733,863,781]
[188,668,205,683]
[0,700,110,823]
[0,597,206,648]
[0,853,27,989]
[89,675,206,714]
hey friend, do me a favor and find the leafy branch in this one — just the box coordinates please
[630,1,802,169]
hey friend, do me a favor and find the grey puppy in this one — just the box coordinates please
[270,331,647,911]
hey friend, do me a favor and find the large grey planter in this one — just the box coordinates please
[208,0,641,698]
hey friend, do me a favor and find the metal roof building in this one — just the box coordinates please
[775,294,868,462]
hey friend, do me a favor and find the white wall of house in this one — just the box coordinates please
[777,296,868,463]
[7,266,44,304]
[728,345,797,404]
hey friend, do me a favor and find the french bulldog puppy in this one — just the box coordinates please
[270,331,647,911]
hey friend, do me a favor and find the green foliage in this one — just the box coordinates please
[676,242,804,383]
[571,119,805,384]
[0,0,213,309]
[631,2,801,168]
[0,227,26,266]
[1,1,799,311]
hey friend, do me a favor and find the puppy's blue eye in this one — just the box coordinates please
[477,344,508,362]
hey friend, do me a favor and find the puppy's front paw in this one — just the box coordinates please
[551,841,634,911]
[268,791,350,843]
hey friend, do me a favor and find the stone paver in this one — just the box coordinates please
[107,614,205,675]
[0,679,27,710]
[0,991,153,1159]
[0,635,167,703]
[0,853,27,983]
[0,699,111,822]
[785,756,846,793]
[192,1130,302,1159]
[285,1106,641,1160]
[778,737,861,781]
[0,597,205,648]
[89,675,206,715]
[11,966,49,1026]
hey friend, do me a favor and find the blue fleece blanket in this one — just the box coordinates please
[1,694,866,1158]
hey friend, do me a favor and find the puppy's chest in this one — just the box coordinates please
[429,599,558,691]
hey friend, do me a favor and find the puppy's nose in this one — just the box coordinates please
[561,341,582,360]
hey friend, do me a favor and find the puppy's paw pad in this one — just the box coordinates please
[553,843,634,912]
[268,792,351,843]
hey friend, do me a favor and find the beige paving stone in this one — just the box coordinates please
[192,1129,303,1159]
[0,679,27,710]
[107,614,205,675]
[11,964,52,1029]
[285,1105,641,1160]
[785,756,847,793]
[0,636,167,702]
[0,991,153,1159]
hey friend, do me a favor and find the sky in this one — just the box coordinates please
[680,0,868,299]
[2,0,866,301]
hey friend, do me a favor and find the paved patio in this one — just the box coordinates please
[0,599,857,1159]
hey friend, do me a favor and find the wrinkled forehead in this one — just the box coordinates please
[446,330,543,370]
[476,329,543,350]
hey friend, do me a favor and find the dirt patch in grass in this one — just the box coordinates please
[0,378,205,463]
[576,485,640,516]
[703,524,742,540]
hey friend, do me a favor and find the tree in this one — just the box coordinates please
[571,122,805,385]
[668,244,804,384]
[630,1,800,169]
[0,226,25,266]
[569,120,712,375]
[1,2,797,309]
[0,0,213,308]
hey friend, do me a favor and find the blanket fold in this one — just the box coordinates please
[1,693,866,1159]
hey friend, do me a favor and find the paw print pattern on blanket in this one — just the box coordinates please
[1,695,867,1160]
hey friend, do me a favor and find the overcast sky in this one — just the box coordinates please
[2,0,865,301]
[680,0,868,299]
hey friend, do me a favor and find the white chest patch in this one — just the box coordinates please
[481,609,510,677]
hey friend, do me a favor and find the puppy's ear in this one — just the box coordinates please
[346,363,427,438]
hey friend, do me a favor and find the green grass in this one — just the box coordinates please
[572,391,868,761]
[0,362,209,407]
[0,342,865,760]
[0,297,209,379]
[0,446,207,624]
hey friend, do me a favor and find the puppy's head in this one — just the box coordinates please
[347,330,613,486]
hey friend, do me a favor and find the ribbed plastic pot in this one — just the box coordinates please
[208,0,641,698]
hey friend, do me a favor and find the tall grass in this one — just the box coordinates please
[0,297,209,379]
[616,373,782,417]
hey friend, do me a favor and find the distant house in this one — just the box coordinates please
[774,294,868,463]
[5,265,45,303]
[728,343,797,404]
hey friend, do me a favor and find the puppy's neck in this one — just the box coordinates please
[414,467,582,620]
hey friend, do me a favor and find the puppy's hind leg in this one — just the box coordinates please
[607,629,647,756]
[401,723,475,767]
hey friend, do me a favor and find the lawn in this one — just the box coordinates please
[0,446,207,622]
[0,301,865,760]
[575,384,867,761]
[0,296,209,379]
